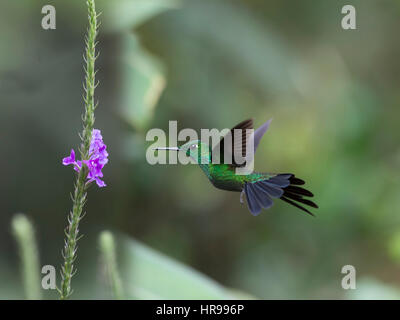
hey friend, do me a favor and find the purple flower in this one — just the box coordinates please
[62,149,76,166]
[62,129,108,187]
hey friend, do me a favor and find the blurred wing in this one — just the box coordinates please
[212,119,253,167]
[253,118,272,153]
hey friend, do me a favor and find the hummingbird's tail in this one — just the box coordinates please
[279,174,318,216]
[243,174,318,216]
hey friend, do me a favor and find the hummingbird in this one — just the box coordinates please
[155,119,318,216]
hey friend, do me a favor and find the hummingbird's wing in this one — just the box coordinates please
[212,119,253,167]
[253,119,272,153]
[211,118,272,167]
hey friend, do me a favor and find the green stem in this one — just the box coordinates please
[59,0,100,300]
[12,214,42,300]
[99,231,124,299]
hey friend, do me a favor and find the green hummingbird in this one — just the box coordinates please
[155,119,318,216]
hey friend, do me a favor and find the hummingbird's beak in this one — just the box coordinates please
[153,147,180,151]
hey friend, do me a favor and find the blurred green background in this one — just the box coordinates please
[1,0,400,299]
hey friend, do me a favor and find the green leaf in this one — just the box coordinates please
[11,214,41,300]
[117,235,255,299]
[388,231,400,263]
[119,33,166,130]
[345,278,400,300]
[98,0,179,33]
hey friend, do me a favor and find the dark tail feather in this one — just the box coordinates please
[289,177,305,185]
[285,186,313,197]
[279,173,318,216]
[281,196,314,216]
[283,191,318,208]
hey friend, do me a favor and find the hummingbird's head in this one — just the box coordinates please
[154,140,211,164]
[179,140,211,164]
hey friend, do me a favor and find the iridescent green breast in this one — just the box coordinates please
[199,163,274,192]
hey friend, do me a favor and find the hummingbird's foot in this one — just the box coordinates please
[240,190,245,204]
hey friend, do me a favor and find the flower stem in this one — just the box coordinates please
[12,214,42,300]
[59,0,100,300]
[99,231,124,299]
